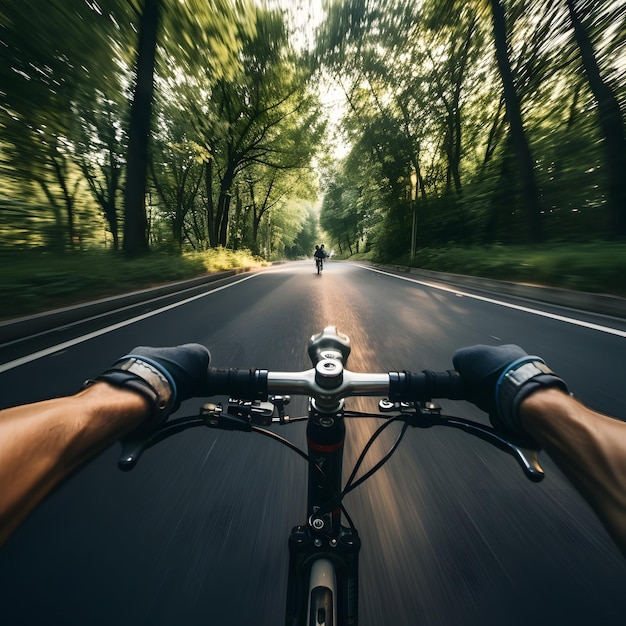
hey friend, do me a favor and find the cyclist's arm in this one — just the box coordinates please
[0,383,150,546]
[520,388,626,555]
[0,342,209,546]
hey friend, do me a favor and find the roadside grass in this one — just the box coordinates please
[1,248,267,320]
[337,243,626,298]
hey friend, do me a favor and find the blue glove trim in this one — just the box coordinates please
[495,355,544,417]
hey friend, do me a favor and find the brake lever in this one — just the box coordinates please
[118,398,286,470]
[380,400,544,482]
[118,415,208,470]
[118,403,234,471]
[435,415,545,482]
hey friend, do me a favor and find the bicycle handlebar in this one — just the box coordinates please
[118,328,544,482]
[200,367,467,405]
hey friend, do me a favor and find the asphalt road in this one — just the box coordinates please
[1,260,626,626]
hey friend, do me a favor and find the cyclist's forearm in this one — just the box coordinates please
[520,388,626,555]
[0,383,149,546]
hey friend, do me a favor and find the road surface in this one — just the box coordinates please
[1,261,625,625]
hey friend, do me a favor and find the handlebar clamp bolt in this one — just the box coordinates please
[315,359,343,389]
[329,539,338,548]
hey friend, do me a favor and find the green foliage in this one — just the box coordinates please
[319,150,385,255]
[0,248,266,319]
[154,3,324,253]
[316,0,626,258]
[163,0,256,82]
[1,0,324,258]
[407,243,626,296]
[265,199,310,259]
[288,203,322,258]
[368,204,411,262]
[0,1,133,250]
[2,0,625,268]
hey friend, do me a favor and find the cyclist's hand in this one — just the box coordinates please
[452,344,567,437]
[92,344,210,424]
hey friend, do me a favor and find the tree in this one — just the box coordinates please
[485,0,543,242]
[150,134,204,250]
[289,203,322,258]
[317,0,607,248]
[123,0,161,255]
[564,0,626,237]
[188,5,324,247]
[264,199,311,259]
[73,92,127,250]
[318,0,489,249]
[319,157,376,256]
[0,0,128,249]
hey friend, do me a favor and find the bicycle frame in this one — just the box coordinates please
[285,401,360,626]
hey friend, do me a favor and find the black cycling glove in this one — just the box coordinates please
[88,344,211,424]
[452,344,567,437]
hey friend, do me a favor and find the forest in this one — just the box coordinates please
[1,0,625,263]
[317,0,626,259]
[1,0,324,259]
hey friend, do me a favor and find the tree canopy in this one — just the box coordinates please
[1,0,624,259]
[0,0,324,257]
[316,0,626,256]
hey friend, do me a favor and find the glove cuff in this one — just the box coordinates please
[85,356,176,421]
[496,357,567,435]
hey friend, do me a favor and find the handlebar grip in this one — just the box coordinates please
[388,370,467,402]
[201,367,268,400]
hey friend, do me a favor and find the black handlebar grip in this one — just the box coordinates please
[388,370,467,402]
[201,367,268,400]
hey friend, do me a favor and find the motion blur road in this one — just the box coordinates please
[1,261,626,625]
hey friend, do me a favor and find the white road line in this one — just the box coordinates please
[355,264,626,339]
[0,274,259,374]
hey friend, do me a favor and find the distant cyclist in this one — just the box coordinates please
[314,244,327,273]
[314,245,327,260]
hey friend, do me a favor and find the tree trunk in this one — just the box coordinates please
[231,186,243,249]
[217,166,235,247]
[205,158,217,248]
[252,205,260,251]
[482,96,506,172]
[107,165,121,250]
[490,0,542,243]
[123,0,160,255]
[217,191,231,247]
[399,102,427,203]
[37,179,65,251]
[566,0,626,237]
[344,225,353,255]
[448,15,475,198]
[104,198,119,250]
[50,152,78,249]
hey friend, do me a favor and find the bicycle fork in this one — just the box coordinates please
[285,407,361,626]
